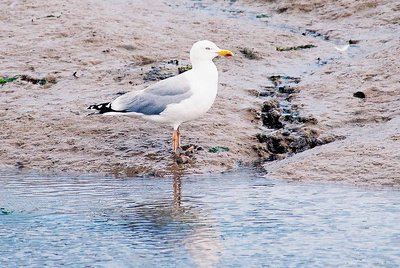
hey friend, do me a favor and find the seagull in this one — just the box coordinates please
[88,40,234,153]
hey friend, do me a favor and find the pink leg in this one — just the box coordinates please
[172,130,178,153]
[177,127,181,148]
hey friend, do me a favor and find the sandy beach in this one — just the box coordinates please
[1,0,399,186]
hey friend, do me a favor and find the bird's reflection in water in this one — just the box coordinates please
[172,169,223,268]
[99,168,223,267]
[173,175,182,208]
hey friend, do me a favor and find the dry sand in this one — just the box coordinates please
[0,0,399,186]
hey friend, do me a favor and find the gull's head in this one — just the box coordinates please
[190,40,234,63]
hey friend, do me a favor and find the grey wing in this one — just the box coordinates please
[110,74,193,115]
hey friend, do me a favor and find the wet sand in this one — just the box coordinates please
[1,0,399,186]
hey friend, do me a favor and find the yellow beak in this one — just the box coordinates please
[217,49,234,57]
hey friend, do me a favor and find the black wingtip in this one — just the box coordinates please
[87,102,113,114]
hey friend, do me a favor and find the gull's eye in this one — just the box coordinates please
[205,47,211,50]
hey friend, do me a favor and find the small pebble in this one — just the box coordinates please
[353,91,366,99]
[348,39,360,44]
[15,161,24,169]
[1,208,14,215]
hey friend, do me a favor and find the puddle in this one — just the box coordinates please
[1,169,399,267]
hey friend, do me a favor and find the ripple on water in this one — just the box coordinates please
[0,169,400,267]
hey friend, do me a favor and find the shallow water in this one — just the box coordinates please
[1,169,399,267]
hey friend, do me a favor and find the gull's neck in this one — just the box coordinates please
[190,59,218,75]
[188,59,218,96]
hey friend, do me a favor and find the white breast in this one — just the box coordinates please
[156,62,219,129]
